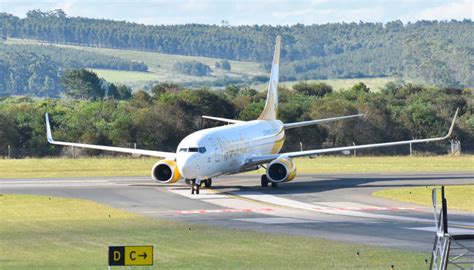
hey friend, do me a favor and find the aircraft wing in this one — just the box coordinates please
[245,109,458,166]
[283,113,363,129]
[45,113,176,159]
[202,115,245,124]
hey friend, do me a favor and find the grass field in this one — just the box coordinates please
[373,186,474,212]
[0,194,428,269]
[6,38,265,85]
[89,69,160,83]
[6,38,398,91]
[0,156,472,179]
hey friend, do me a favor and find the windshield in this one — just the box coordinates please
[179,147,206,153]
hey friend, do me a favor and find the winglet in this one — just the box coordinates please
[445,108,459,139]
[45,113,54,143]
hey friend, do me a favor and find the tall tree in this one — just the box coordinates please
[61,69,104,100]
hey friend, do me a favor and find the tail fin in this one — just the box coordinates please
[258,35,281,120]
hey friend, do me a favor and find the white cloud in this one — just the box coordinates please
[409,0,473,21]
[272,6,385,25]
[180,0,211,12]
[53,0,77,13]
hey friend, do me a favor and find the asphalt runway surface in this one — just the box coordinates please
[2,172,474,252]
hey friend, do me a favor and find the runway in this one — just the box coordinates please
[2,172,473,252]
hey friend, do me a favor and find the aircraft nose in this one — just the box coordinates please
[177,155,196,179]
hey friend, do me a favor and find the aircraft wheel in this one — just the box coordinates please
[271,182,278,188]
[204,179,212,188]
[195,184,200,194]
[261,175,269,187]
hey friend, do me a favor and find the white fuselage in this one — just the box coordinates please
[176,120,285,180]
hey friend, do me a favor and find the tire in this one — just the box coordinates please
[195,185,200,194]
[205,179,212,188]
[271,182,278,188]
[261,175,269,187]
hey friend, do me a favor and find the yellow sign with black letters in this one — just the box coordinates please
[108,246,153,266]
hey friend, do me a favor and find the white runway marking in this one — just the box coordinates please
[0,181,120,188]
[234,191,317,211]
[0,178,149,188]
[406,226,474,234]
[168,186,474,227]
[229,191,474,226]
[176,208,274,215]
[168,187,228,199]
[235,217,318,224]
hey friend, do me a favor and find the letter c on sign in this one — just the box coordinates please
[114,251,121,261]
[130,250,136,260]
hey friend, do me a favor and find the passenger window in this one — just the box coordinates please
[188,147,199,152]
[199,147,206,153]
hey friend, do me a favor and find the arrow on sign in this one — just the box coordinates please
[138,252,147,259]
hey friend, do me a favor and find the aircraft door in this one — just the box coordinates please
[210,137,220,163]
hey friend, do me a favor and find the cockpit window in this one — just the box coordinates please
[180,147,206,153]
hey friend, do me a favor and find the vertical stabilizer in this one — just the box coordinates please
[258,35,281,120]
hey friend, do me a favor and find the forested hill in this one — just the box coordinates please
[1,10,473,87]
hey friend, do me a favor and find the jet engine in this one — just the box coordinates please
[266,157,297,183]
[151,160,181,184]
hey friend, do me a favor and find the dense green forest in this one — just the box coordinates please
[1,10,472,87]
[1,81,472,157]
[0,42,147,97]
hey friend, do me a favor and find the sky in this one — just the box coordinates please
[0,0,472,26]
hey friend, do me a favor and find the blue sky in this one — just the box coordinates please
[1,0,472,25]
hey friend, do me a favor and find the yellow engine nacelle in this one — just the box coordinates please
[266,157,297,183]
[151,159,181,184]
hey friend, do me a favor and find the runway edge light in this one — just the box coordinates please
[108,245,153,267]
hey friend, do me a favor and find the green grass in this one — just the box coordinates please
[0,194,428,269]
[0,156,472,179]
[373,185,474,212]
[89,69,159,83]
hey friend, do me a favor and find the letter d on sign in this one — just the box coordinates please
[108,246,125,266]
[114,251,121,261]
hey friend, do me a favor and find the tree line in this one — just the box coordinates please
[0,42,148,97]
[1,10,472,87]
[1,81,472,157]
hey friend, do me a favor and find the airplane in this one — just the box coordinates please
[45,35,459,194]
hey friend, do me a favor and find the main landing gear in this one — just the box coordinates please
[261,175,278,188]
[188,178,212,194]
